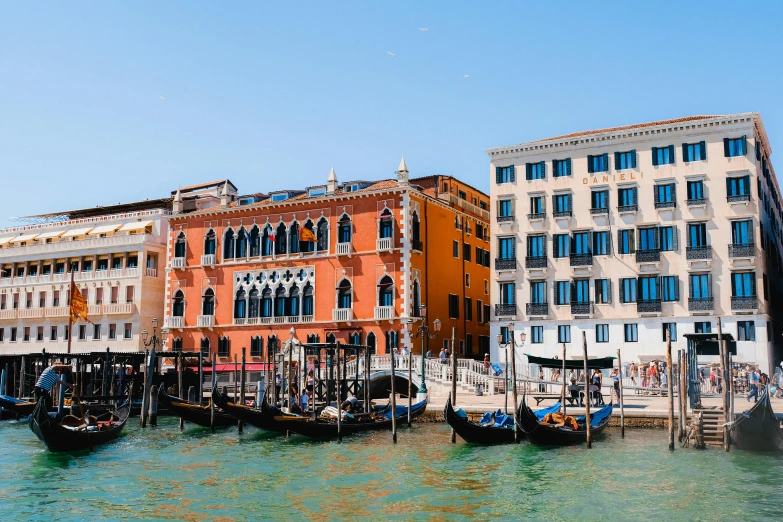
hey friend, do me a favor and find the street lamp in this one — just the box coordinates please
[405,304,442,397]
[505,322,526,443]
[141,317,160,350]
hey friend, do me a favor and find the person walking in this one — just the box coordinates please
[610,367,621,402]
[484,354,491,375]
[439,347,447,364]
[538,367,546,393]
[747,368,760,403]
[629,362,637,386]
[709,367,717,394]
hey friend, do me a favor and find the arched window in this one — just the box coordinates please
[317,218,329,252]
[412,212,421,249]
[302,283,314,316]
[172,290,185,317]
[379,209,393,239]
[204,229,216,256]
[306,333,319,344]
[171,337,183,351]
[262,225,274,256]
[202,288,215,316]
[289,221,300,254]
[326,333,336,344]
[250,336,263,357]
[200,337,210,356]
[337,279,352,309]
[338,214,352,243]
[248,286,260,318]
[366,332,377,355]
[289,284,300,317]
[378,275,394,307]
[268,334,278,355]
[249,226,260,257]
[223,228,235,259]
[234,288,247,319]
[349,331,361,345]
[385,330,398,353]
[412,279,421,317]
[301,220,316,253]
[261,287,273,318]
[275,223,287,255]
[236,228,248,258]
[174,232,186,258]
[274,286,287,317]
[218,336,230,357]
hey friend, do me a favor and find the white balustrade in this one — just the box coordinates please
[167,316,184,329]
[332,308,354,322]
[18,308,43,319]
[201,254,217,266]
[103,303,135,314]
[376,238,392,251]
[171,257,186,269]
[0,309,18,320]
[145,268,158,277]
[301,315,314,323]
[373,306,395,320]
[0,233,158,259]
[197,315,215,328]
[336,242,352,256]
[87,305,102,315]
[45,306,69,318]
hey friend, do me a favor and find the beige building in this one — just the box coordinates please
[0,201,171,354]
[487,113,782,373]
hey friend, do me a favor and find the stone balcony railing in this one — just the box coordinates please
[0,309,17,320]
[333,308,354,322]
[336,242,352,256]
[1,267,141,287]
[0,233,158,260]
[374,306,395,320]
[171,257,186,269]
[166,316,184,329]
[201,254,217,266]
[197,315,215,328]
[376,238,393,252]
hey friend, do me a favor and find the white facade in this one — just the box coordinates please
[0,209,170,354]
[488,113,782,373]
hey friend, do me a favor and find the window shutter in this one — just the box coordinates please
[619,280,625,303]
[751,274,757,296]
[682,143,688,162]
[614,152,620,168]
[607,279,613,304]
[631,187,638,205]
[555,283,560,304]
[606,232,612,255]
[540,161,546,179]
[496,199,501,216]
[587,155,594,174]
[654,227,661,249]
[654,185,661,203]
[542,235,548,257]
[742,135,748,156]
[602,153,609,171]
[700,141,706,159]
[566,158,572,176]
[509,165,515,182]
[673,226,679,250]
[570,281,576,303]
[723,138,730,157]
[495,166,501,184]
[726,177,732,197]
[671,183,676,201]
[668,145,675,164]
[652,147,658,166]
[617,229,622,254]
[631,149,637,169]
[630,231,635,253]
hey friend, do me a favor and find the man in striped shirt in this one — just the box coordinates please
[34,364,73,411]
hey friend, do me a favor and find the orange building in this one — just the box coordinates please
[162,160,490,363]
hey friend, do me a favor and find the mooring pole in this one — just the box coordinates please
[210,352,217,432]
[617,349,624,438]
[0,368,6,416]
[198,349,204,405]
[677,349,684,441]
[19,355,26,399]
[140,349,150,428]
[149,384,159,426]
[666,327,674,450]
[560,343,567,416]
[451,328,458,444]
[336,342,342,442]
[239,347,246,433]
[390,342,397,444]
[510,326,519,444]
[582,331,591,449]
[716,317,729,452]
[407,348,412,427]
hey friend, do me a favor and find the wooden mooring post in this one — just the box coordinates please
[677,349,684,441]
[390,342,397,444]
[666,327,674,450]
[239,347,246,433]
[140,350,150,428]
[451,327,458,444]
[178,352,185,430]
[582,331,591,449]
[407,349,412,427]
[336,342,342,442]
[717,317,729,452]
[617,348,625,438]
[149,385,159,426]
[210,352,217,433]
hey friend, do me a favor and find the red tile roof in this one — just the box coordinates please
[537,115,718,142]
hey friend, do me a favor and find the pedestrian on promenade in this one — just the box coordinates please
[568,369,577,384]
[439,347,447,364]
[610,367,620,402]
[538,367,545,393]
[484,354,491,375]
[629,362,637,385]
[641,368,647,388]
[748,368,760,402]
[709,367,717,393]
[425,349,431,360]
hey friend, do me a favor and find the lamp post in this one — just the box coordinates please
[506,322,526,443]
[497,331,509,414]
[405,305,442,398]
[141,317,160,351]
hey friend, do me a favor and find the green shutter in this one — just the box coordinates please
[540,161,546,179]
[509,165,515,182]
[602,153,609,171]
[614,151,620,169]
[699,141,706,160]
[631,149,637,169]
[587,155,594,174]
[682,143,688,162]
[668,145,674,164]
[724,138,730,157]
[742,135,748,156]
[495,166,501,184]
[566,158,572,176]
[652,147,658,166]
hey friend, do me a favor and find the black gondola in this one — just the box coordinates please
[728,390,783,451]
[158,388,237,427]
[0,394,37,418]
[517,395,612,446]
[211,387,305,432]
[29,398,129,452]
[443,394,562,444]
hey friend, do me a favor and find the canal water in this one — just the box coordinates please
[1,417,781,521]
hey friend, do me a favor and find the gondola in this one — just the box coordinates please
[728,390,783,451]
[517,393,612,446]
[29,397,129,452]
[258,397,427,439]
[443,394,561,444]
[0,394,37,418]
[157,388,237,427]
[211,387,306,432]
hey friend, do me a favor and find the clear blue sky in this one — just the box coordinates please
[2,1,782,227]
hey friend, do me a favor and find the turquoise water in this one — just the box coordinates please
[0,416,781,521]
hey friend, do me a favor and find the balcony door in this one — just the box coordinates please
[731,220,752,245]
[571,279,589,303]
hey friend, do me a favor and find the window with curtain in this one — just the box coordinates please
[498,237,515,259]
[731,220,752,245]
[236,228,248,258]
[596,324,609,343]
[302,284,314,316]
[724,136,747,157]
[248,287,259,318]
[204,230,216,256]
[683,142,706,162]
[638,228,657,251]
[301,221,316,253]
[553,158,571,177]
[655,184,675,204]
[731,272,755,297]
[262,226,274,256]
[274,287,287,316]
[687,223,707,247]
[526,162,545,180]
[172,290,185,316]
[620,278,637,303]
[249,226,260,257]
[530,281,546,304]
[288,285,300,316]
[618,187,636,206]
[661,276,678,302]
[495,166,514,184]
[499,199,513,217]
[587,154,608,173]
[591,190,608,210]
[689,274,711,298]
[500,283,515,305]
[687,180,704,200]
[660,226,676,251]
[289,222,300,254]
[554,234,569,258]
[531,326,544,343]
[275,223,287,255]
[624,324,638,342]
[638,276,659,301]
[553,194,571,212]
[202,289,215,315]
[261,287,272,317]
[726,176,751,196]
[595,279,611,304]
[618,229,635,254]
[527,235,545,257]
[200,337,210,356]
[234,289,247,318]
[337,280,352,308]
[555,281,570,305]
[558,325,571,343]
[737,321,755,341]
[378,276,394,306]
[379,211,393,239]
[571,279,589,303]
[694,321,712,334]
[529,196,544,214]
[571,232,590,255]
[615,150,636,170]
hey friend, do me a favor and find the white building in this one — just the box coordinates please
[487,113,783,373]
[0,201,171,354]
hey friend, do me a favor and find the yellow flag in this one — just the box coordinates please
[69,282,92,325]
[300,227,317,242]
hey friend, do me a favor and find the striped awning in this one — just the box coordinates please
[89,224,122,235]
[62,227,94,238]
[118,220,153,232]
[9,233,39,243]
[36,230,66,239]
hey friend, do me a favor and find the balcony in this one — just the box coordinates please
[527,212,546,222]
[87,305,102,316]
[688,297,714,313]
[494,303,518,318]
[590,207,609,216]
[145,268,157,278]
[45,306,69,317]
[569,253,593,267]
[0,309,17,320]
[0,233,158,260]
[411,239,423,252]
[201,254,217,267]
[18,308,43,319]
[439,192,490,220]
[686,246,712,267]
[618,204,638,214]
[495,258,517,271]
[635,249,661,264]
[336,242,352,256]
[553,210,572,220]
[526,302,548,317]
[728,243,756,266]
[197,315,215,328]
[497,214,514,223]
[654,200,676,210]
[171,257,186,269]
[727,194,751,205]
[332,308,354,323]
[731,296,758,312]
[525,256,547,269]
[637,299,662,315]
[104,303,135,315]
[687,198,707,208]
[374,305,395,321]
[570,301,594,317]
[166,316,184,329]
[376,238,393,252]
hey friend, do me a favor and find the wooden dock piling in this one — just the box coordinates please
[210,352,217,432]
[617,348,625,438]
[336,342,342,442]
[666,327,674,450]
[239,347,246,433]
[149,385,159,426]
[390,342,397,444]
[716,317,729,452]
[582,331,591,449]
[140,350,150,428]
[451,328,458,444]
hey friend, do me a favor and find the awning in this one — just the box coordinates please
[62,227,94,238]
[0,237,14,246]
[36,230,65,239]
[9,233,39,243]
[118,221,153,232]
[526,354,616,369]
[89,224,122,235]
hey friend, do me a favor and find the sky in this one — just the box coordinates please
[1,1,782,228]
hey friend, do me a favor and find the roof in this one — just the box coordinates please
[536,115,717,143]
[19,197,172,221]
[173,179,236,195]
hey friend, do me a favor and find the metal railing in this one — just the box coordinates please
[553,210,573,218]
[590,207,609,215]
[688,297,714,312]
[569,253,592,267]
[686,245,712,260]
[618,204,638,213]
[495,258,517,271]
[494,303,518,317]
[727,194,751,203]
[526,302,548,316]
[637,299,662,313]
[635,249,661,263]
[497,215,514,223]
[729,243,755,258]
[527,212,546,220]
[525,256,546,269]
[570,301,594,316]
[654,200,676,210]
[687,198,707,206]
[731,296,758,311]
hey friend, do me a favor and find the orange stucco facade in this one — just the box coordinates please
[162,172,489,364]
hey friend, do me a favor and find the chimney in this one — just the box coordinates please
[397,156,409,186]
[172,188,183,213]
[220,182,231,207]
[326,166,338,195]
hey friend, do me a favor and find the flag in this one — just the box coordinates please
[266,224,276,242]
[69,281,92,325]
[300,227,317,242]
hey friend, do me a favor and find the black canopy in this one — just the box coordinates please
[526,354,616,369]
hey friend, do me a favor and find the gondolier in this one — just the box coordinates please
[33,364,73,411]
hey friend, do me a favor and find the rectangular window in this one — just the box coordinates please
[687,223,707,247]
[458,190,467,200]
[638,275,659,301]
[593,231,608,255]
[53,290,60,307]
[498,199,513,218]
[659,226,677,251]
[588,153,609,173]
[731,272,756,297]
[13,294,19,310]
[618,230,635,254]
[531,326,544,343]
[499,283,515,305]
[687,180,704,201]
[527,235,545,258]
[23,327,30,342]
[111,286,119,304]
[558,325,571,343]
[0,294,5,310]
[530,281,546,304]
[731,220,752,245]
[637,227,657,251]
[555,281,570,305]
[624,324,638,342]
[124,323,132,339]
[10,327,17,342]
[689,274,711,299]
[499,326,510,344]
[495,165,515,184]
[596,324,609,343]
[529,196,544,214]
[93,324,101,340]
[38,291,46,308]
[591,190,608,210]
[726,176,751,197]
[682,141,706,162]
[483,304,490,323]
[618,187,637,207]
[620,278,637,303]
[78,325,86,340]
[465,274,470,287]
[26,292,32,308]
[0,329,4,342]
[614,150,636,170]
[554,234,570,258]
[453,240,459,258]
[652,145,675,166]
[463,243,471,262]
[109,324,117,340]
[655,183,676,204]
[553,158,571,177]
[477,300,483,323]
[571,279,589,303]
[662,323,677,341]
[737,321,755,341]
[95,287,103,305]
[50,326,57,341]
[526,162,546,180]
[595,279,611,304]
[464,297,472,320]
[36,326,44,341]
[498,237,515,260]
[694,321,712,334]
[553,194,571,213]
[448,294,459,319]
[724,136,747,157]
[571,232,590,255]
[661,276,679,302]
